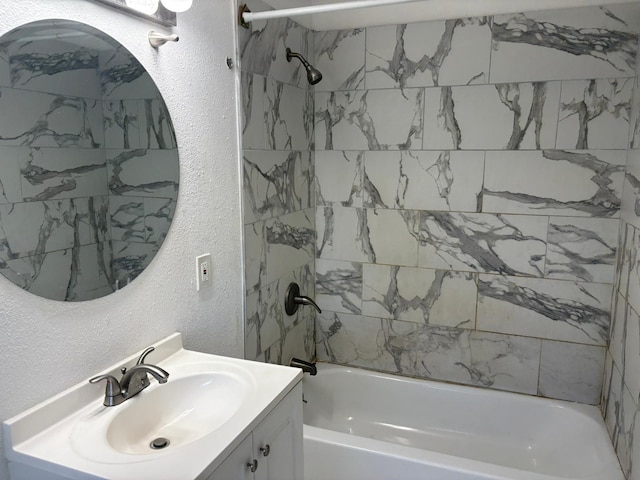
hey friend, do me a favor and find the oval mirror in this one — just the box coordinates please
[0,20,179,301]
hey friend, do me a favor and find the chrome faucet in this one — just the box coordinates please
[121,346,156,392]
[89,347,170,406]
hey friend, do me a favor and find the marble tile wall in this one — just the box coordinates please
[100,48,179,290]
[602,36,640,479]
[240,0,316,364]
[0,35,177,300]
[314,5,640,406]
[0,36,112,301]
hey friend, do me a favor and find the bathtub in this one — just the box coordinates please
[302,364,623,480]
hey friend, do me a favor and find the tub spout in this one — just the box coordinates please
[289,357,317,375]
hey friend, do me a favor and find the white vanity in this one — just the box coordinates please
[3,333,303,480]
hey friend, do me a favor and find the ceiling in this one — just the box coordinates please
[258,0,640,31]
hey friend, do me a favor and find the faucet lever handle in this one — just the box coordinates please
[285,282,322,315]
[136,346,155,365]
[89,375,122,399]
[294,295,322,313]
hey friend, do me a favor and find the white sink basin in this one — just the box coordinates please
[70,360,254,463]
[4,333,302,480]
[106,373,247,455]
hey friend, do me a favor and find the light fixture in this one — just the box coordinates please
[160,0,193,12]
[125,0,159,15]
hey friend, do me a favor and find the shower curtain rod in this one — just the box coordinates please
[240,0,639,25]
[241,0,424,23]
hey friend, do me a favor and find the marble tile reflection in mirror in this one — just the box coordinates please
[0,20,179,301]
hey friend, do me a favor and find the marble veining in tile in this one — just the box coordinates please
[265,209,315,283]
[109,196,145,242]
[246,263,315,361]
[423,82,560,150]
[366,209,420,267]
[545,217,618,283]
[314,29,365,92]
[366,18,490,89]
[406,211,548,276]
[538,340,605,404]
[316,206,375,263]
[0,87,103,148]
[1,31,103,98]
[627,226,640,316]
[10,47,100,96]
[143,197,175,244]
[629,77,640,150]
[266,80,313,151]
[477,274,612,345]
[362,263,477,328]
[245,221,267,294]
[0,48,9,88]
[3,243,113,301]
[483,150,625,217]
[241,72,267,150]
[557,78,633,150]
[316,312,541,394]
[111,240,156,285]
[316,258,362,314]
[107,195,174,246]
[614,296,640,404]
[241,2,638,409]
[244,150,312,224]
[609,294,627,375]
[99,54,148,97]
[603,358,638,478]
[139,99,176,150]
[0,196,112,300]
[0,197,107,258]
[315,89,424,150]
[623,149,640,229]
[107,149,178,198]
[490,6,639,83]
[239,12,312,88]
[19,147,107,201]
[0,146,21,204]
[103,100,141,149]
[315,150,363,207]
[363,150,484,212]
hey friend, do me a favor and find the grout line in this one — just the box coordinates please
[487,15,494,85]
[536,337,544,396]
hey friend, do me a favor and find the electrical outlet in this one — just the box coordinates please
[196,253,212,291]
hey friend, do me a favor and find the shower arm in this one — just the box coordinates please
[286,49,311,69]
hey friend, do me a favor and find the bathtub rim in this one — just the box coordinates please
[303,424,622,480]
[303,362,623,480]
[309,362,606,422]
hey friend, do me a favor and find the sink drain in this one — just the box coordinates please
[150,437,170,450]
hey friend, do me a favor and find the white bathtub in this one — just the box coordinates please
[303,364,623,480]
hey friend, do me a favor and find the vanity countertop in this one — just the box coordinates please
[3,333,302,480]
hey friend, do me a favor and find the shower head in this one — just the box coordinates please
[286,48,323,85]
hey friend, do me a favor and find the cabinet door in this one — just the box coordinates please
[252,383,303,480]
[207,434,256,480]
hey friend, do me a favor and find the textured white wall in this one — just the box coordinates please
[0,1,243,478]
